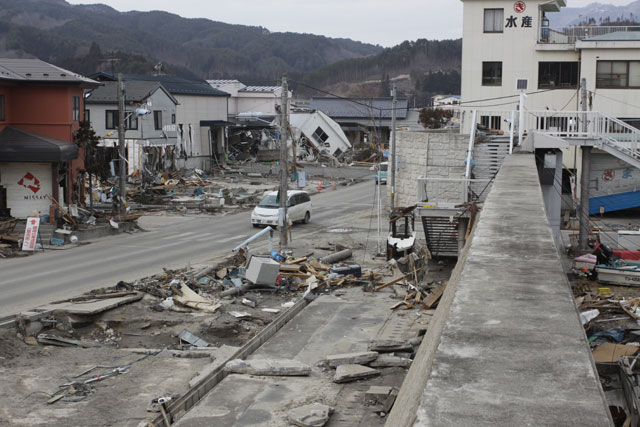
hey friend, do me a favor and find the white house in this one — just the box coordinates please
[85,80,179,174]
[289,110,352,160]
[91,73,230,170]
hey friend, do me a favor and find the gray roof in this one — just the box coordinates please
[0,126,78,162]
[584,31,640,42]
[0,58,98,87]
[85,81,178,105]
[90,72,229,97]
[309,97,409,120]
[240,86,280,93]
[208,79,242,87]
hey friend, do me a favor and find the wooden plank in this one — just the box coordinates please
[376,275,408,291]
[422,282,447,309]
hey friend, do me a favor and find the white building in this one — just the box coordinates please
[432,95,461,107]
[460,0,640,130]
[289,110,352,160]
[460,0,640,215]
[208,79,291,120]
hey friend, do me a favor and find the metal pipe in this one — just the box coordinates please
[509,110,515,155]
[233,226,274,252]
[465,110,477,179]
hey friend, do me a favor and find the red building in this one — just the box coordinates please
[0,58,98,219]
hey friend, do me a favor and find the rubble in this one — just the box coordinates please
[287,402,334,427]
[369,355,412,368]
[323,351,379,367]
[333,364,380,383]
[224,358,312,376]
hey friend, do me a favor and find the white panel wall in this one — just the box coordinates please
[0,162,52,218]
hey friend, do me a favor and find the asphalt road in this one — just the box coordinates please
[0,179,379,317]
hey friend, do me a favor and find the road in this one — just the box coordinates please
[0,180,379,317]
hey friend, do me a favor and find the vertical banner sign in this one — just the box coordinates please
[22,217,40,251]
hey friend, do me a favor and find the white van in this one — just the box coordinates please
[251,190,312,227]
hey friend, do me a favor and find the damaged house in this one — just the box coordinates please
[209,80,291,162]
[91,73,230,170]
[289,110,352,161]
[0,58,99,219]
[84,81,179,174]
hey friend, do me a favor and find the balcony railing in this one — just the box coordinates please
[539,26,640,44]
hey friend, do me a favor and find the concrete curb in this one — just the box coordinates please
[150,295,313,426]
[383,212,479,427]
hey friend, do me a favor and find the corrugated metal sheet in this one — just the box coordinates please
[590,190,640,214]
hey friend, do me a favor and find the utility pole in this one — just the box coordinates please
[117,74,126,214]
[579,78,591,252]
[279,74,289,248]
[390,85,397,210]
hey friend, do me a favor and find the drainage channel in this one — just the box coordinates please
[150,294,313,426]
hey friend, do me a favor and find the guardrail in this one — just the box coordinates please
[417,177,493,208]
[540,26,640,44]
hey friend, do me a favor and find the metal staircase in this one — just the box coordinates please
[527,110,640,169]
[469,136,511,200]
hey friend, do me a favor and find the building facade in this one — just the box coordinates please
[0,59,98,218]
[460,0,640,130]
[92,73,230,170]
[85,81,178,174]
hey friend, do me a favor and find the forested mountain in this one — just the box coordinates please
[552,1,640,26]
[0,0,382,80]
[294,39,462,105]
[0,0,463,105]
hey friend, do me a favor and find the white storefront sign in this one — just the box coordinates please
[0,162,52,218]
[22,217,40,251]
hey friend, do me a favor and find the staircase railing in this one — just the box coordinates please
[524,110,640,161]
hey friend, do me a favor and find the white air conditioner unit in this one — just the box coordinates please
[516,78,529,91]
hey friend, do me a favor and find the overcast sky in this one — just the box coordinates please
[66,0,636,47]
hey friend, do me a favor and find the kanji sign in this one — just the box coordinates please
[505,15,533,28]
[514,1,526,13]
[22,217,40,251]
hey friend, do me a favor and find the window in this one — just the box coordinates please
[106,110,117,129]
[0,95,5,121]
[106,110,137,130]
[84,109,90,123]
[72,96,80,121]
[312,126,329,145]
[482,62,502,86]
[171,113,176,124]
[538,62,579,89]
[480,115,501,130]
[597,61,640,88]
[484,9,504,33]
[127,115,138,130]
[154,110,163,130]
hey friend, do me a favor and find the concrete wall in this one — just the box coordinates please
[388,130,469,207]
